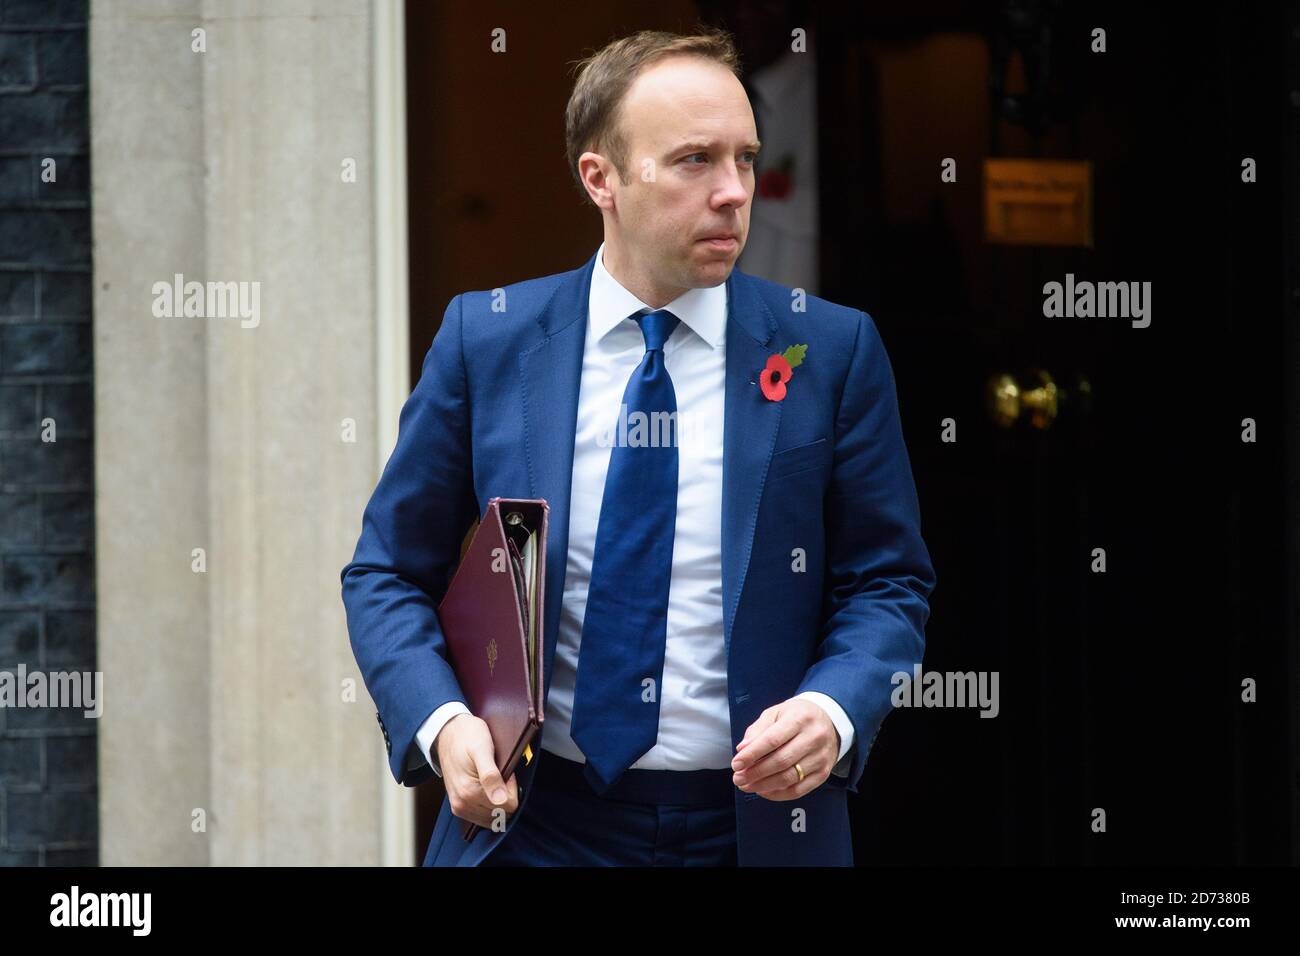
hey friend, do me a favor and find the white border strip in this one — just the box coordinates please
[372,0,414,867]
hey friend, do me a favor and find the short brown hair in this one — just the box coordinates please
[564,27,742,204]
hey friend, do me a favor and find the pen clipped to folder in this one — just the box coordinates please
[435,497,547,842]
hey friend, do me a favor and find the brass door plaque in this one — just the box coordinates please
[984,158,1093,247]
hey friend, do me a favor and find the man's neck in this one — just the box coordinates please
[601,243,686,309]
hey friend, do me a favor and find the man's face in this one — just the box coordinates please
[603,56,758,292]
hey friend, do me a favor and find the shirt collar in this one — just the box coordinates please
[590,241,727,350]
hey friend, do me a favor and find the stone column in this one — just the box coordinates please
[92,0,406,865]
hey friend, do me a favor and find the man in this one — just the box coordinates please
[340,28,935,867]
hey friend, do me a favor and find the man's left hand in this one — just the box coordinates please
[732,698,840,800]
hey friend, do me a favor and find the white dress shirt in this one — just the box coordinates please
[413,242,854,781]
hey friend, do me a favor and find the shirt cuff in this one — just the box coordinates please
[415,701,472,777]
[794,691,854,777]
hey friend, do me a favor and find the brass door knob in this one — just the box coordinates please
[987,369,1060,429]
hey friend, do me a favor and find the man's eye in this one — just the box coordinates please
[740,152,758,165]
[683,153,708,164]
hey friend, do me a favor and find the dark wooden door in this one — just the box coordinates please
[813,1,1293,864]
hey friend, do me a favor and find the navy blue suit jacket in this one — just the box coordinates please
[340,249,935,866]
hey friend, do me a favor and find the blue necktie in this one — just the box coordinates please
[570,308,681,795]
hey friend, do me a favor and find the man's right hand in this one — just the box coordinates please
[434,712,519,830]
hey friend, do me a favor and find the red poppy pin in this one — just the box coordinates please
[759,344,808,402]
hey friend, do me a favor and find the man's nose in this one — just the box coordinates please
[713,160,750,208]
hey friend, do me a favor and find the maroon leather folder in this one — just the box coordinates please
[436,497,547,841]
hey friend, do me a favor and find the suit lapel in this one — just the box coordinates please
[519,256,782,707]
[720,269,780,672]
[519,253,595,706]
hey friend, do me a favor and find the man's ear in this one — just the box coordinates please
[578,151,617,210]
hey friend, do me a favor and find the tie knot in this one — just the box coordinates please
[635,309,680,352]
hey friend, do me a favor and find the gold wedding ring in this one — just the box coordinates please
[795,762,805,783]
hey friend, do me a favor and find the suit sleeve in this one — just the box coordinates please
[795,310,936,793]
[340,294,480,788]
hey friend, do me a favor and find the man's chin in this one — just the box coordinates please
[690,252,739,286]
[689,263,732,288]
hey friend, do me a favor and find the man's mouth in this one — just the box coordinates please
[698,235,738,250]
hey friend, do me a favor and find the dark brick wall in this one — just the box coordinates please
[0,0,96,867]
